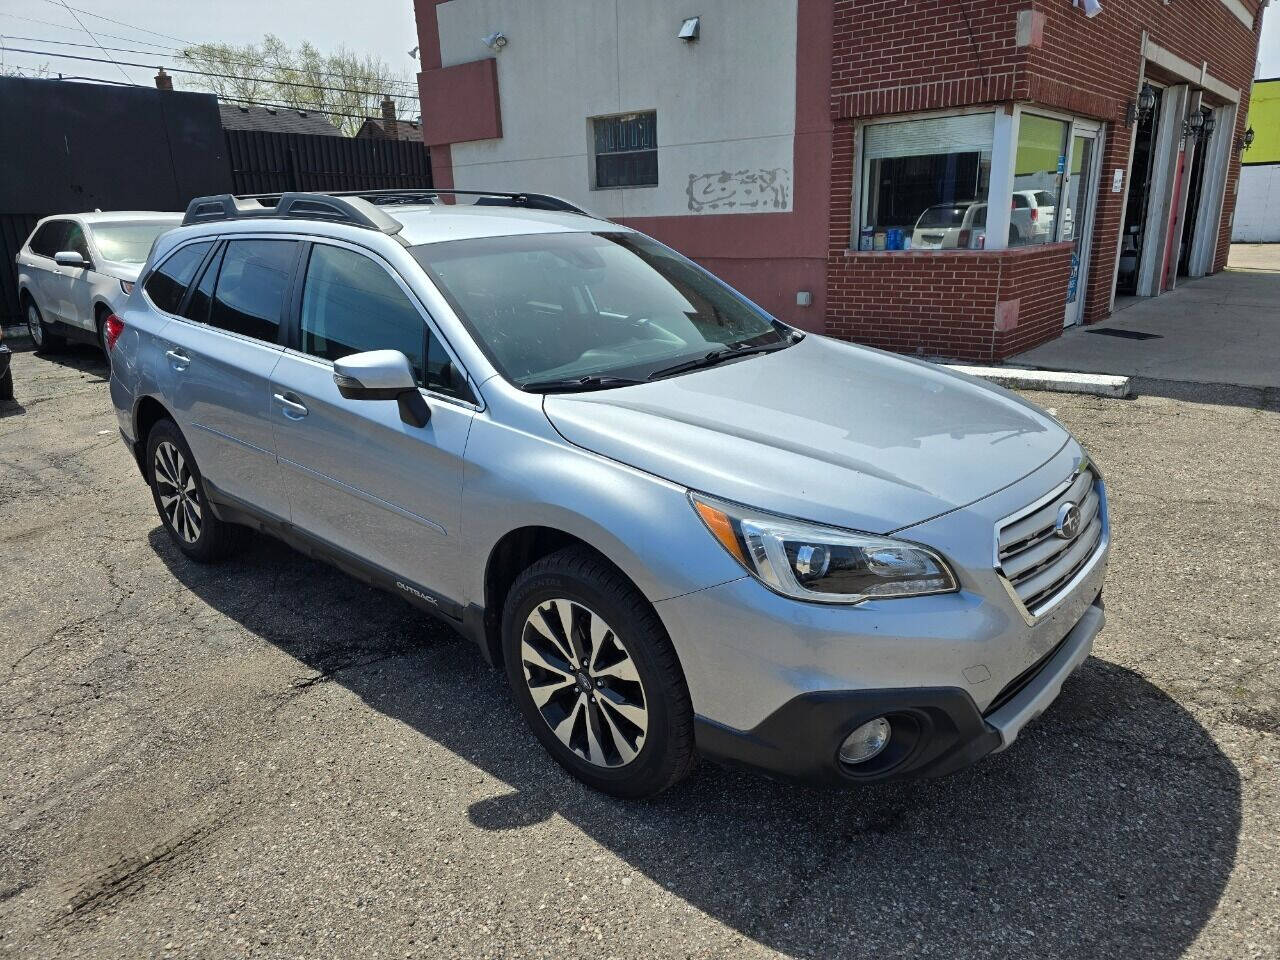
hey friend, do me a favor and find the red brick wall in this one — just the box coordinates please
[827,244,1071,362]
[826,0,1263,359]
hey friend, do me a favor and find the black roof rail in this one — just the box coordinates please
[315,188,592,216]
[181,192,404,236]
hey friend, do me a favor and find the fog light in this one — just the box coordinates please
[839,717,891,765]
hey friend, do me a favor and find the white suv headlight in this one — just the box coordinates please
[691,493,957,604]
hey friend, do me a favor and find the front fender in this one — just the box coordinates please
[460,413,744,609]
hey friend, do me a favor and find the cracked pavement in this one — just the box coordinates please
[1,345,1277,959]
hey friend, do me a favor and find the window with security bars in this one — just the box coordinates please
[592,112,658,189]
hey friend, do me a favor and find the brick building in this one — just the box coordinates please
[413,0,1266,361]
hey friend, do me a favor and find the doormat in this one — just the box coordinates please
[1084,328,1163,340]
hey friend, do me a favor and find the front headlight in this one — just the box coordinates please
[691,493,957,604]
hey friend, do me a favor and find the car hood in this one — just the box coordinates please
[97,259,143,282]
[543,335,1070,533]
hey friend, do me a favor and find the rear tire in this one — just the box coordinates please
[25,299,64,352]
[145,418,245,563]
[502,546,696,799]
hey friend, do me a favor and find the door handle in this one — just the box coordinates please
[274,392,309,419]
[165,348,190,370]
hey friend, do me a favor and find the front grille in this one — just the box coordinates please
[997,466,1103,616]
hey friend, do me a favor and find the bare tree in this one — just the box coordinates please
[179,34,416,136]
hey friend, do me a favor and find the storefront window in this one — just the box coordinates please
[1010,113,1068,246]
[860,113,993,251]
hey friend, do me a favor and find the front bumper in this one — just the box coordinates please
[695,598,1103,786]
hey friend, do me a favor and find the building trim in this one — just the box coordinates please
[1217,0,1256,30]
[1143,37,1241,104]
[1189,103,1236,276]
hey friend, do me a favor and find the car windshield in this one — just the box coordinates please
[411,232,793,387]
[916,205,972,228]
[91,222,176,263]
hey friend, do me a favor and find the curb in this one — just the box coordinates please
[946,365,1131,398]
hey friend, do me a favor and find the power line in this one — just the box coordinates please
[0,45,420,100]
[0,11,175,49]
[55,0,131,84]
[37,0,192,46]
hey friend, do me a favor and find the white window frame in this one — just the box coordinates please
[852,104,1104,252]
[852,106,1001,250]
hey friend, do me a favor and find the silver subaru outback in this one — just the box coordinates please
[108,190,1108,798]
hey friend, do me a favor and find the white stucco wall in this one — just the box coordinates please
[1232,166,1280,242]
[435,0,798,218]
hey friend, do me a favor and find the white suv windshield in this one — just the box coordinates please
[92,223,175,264]
[411,232,792,387]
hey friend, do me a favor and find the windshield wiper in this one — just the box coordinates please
[521,375,645,393]
[646,333,802,382]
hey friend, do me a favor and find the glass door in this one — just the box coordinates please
[1063,127,1101,327]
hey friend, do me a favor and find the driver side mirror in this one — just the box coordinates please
[332,350,431,428]
[54,250,89,269]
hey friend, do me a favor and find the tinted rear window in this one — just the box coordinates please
[207,239,296,342]
[917,205,971,228]
[144,242,212,315]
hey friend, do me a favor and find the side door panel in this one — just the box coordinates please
[270,352,473,603]
[28,221,69,322]
[157,238,299,521]
[268,240,475,604]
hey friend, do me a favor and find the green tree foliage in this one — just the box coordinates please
[179,34,415,137]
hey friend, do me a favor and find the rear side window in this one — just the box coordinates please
[144,242,212,315]
[29,221,69,258]
[208,239,297,342]
[299,244,426,382]
[184,244,223,325]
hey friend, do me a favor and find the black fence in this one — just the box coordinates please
[226,130,432,195]
[1,76,431,325]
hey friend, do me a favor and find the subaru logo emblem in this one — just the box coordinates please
[1055,502,1082,540]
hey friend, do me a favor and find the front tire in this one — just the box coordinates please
[145,419,244,562]
[96,307,112,361]
[25,299,64,352]
[502,547,696,798]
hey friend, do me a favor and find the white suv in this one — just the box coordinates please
[17,212,181,356]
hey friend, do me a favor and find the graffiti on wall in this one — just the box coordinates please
[686,167,791,213]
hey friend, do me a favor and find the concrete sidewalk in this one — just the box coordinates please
[1010,245,1280,390]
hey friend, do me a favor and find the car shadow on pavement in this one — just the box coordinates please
[27,342,109,379]
[150,528,1242,959]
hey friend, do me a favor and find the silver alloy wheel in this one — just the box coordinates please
[520,598,648,768]
[153,440,202,544]
[26,303,43,348]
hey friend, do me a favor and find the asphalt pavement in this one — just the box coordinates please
[1,344,1277,959]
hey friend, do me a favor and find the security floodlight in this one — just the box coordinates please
[1081,0,1102,17]
[678,16,700,41]
[482,31,508,50]
[408,45,419,59]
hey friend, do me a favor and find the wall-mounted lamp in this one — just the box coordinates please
[1200,113,1216,140]
[1238,126,1255,153]
[678,16,701,41]
[1183,109,1205,139]
[482,31,508,50]
[1124,82,1158,127]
